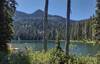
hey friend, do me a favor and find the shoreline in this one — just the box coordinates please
[11,40,96,44]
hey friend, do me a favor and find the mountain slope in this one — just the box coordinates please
[13,9,92,40]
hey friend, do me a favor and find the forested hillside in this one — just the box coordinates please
[12,9,95,40]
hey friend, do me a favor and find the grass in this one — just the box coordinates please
[0,48,99,64]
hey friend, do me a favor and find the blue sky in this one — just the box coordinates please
[16,0,96,20]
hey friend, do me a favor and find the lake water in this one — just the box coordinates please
[11,40,100,56]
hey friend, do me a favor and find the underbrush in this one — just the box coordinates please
[0,48,98,64]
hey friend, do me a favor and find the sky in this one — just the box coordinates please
[16,0,96,20]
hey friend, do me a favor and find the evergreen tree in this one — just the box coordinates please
[95,0,100,43]
[0,0,16,54]
[78,22,82,40]
[55,29,61,50]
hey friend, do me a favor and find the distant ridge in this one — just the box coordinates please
[31,9,44,17]
[12,9,91,40]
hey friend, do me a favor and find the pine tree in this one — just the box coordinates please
[55,29,61,50]
[0,0,16,54]
[95,0,100,43]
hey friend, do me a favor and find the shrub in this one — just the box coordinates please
[0,48,98,64]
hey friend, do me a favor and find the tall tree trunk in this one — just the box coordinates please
[43,0,49,52]
[65,0,71,55]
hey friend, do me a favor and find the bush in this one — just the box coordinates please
[8,48,33,64]
[74,56,97,64]
[7,48,67,64]
[0,52,5,63]
[0,48,98,64]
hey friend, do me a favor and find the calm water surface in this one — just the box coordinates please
[11,40,100,56]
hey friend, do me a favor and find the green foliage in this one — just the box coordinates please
[0,48,96,64]
[95,0,100,42]
[55,30,62,50]
[0,0,16,54]
[0,52,5,63]
[8,48,33,64]
[47,48,67,64]
[72,56,97,64]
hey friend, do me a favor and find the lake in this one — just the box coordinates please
[11,40,100,56]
